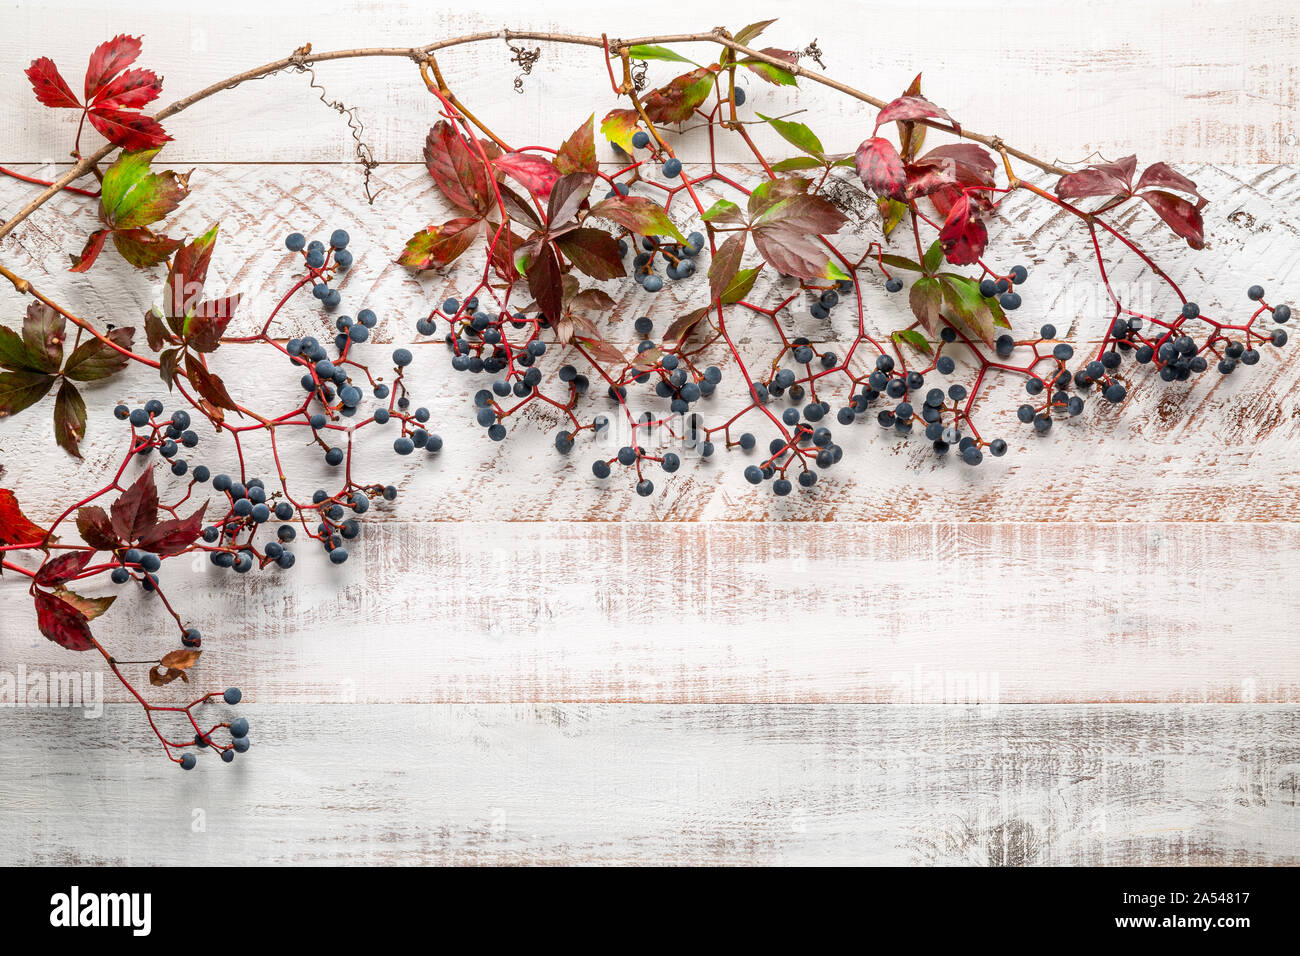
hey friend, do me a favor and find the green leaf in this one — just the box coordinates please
[63,327,134,382]
[0,370,55,417]
[892,328,933,355]
[720,265,761,305]
[0,325,42,372]
[923,239,944,275]
[100,149,190,231]
[878,198,907,238]
[757,112,824,158]
[626,44,695,64]
[733,19,778,46]
[600,109,641,154]
[740,51,798,87]
[880,254,923,273]
[823,260,851,282]
[770,156,826,173]
[701,199,746,226]
[938,274,998,345]
[52,380,86,458]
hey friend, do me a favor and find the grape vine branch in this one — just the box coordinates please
[0,22,1290,769]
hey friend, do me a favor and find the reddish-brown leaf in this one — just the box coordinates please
[25,56,81,109]
[555,114,598,175]
[23,302,66,373]
[54,588,114,621]
[111,227,181,269]
[76,505,120,552]
[0,489,49,546]
[136,503,206,557]
[34,588,95,652]
[167,226,219,318]
[554,228,626,280]
[547,172,597,227]
[110,468,158,543]
[526,244,564,323]
[876,94,957,133]
[1055,156,1137,200]
[424,121,492,215]
[708,232,746,303]
[938,193,989,265]
[35,550,94,587]
[854,137,907,201]
[1141,190,1206,249]
[52,379,87,458]
[1135,161,1201,198]
[69,229,110,273]
[185,354,239,412]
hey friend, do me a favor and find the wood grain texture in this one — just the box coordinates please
[2,704,1296,865]
[4,522,1299,705]
[1,0,1297,166]
[1,163,1297,523]
[1,3,1297,867]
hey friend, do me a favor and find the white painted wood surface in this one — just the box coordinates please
[1,0,1298,866]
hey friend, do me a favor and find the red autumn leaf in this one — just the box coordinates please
[554,228,626,280]
[1135,161,1201,197]
[424,121,492,216]
[136,503,207,557]
[493,152,561,201]
[587,195,689,244]
[85,34,143,101]
[110,468,159,543]
[0,489,49,546]
[166,225,218,318]
[69,230,110,273]
[854,137,907,201]
[34,588,96,652]
[554,114,598,175]
[916,144,997,181]
[876,94,958,133]
[28,36,168,150]
[184,353,239,412]
[939,193,990,265]
[1055,155,1137,201]
[25,57,80,109]
[547,172,597,227]
[76,505,120,552]
[1141,190,1206,250]
[526,244,564,323]
[35,550,94,587]
[643,68,716,124]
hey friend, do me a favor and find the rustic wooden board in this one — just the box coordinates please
[2,704,1296,865]
[2,0,1297,166]
[5,522,1300,705]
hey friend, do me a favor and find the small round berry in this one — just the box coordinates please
[663,158,683,178]
[229,717,249,738]
[1248,284,1265,301]
[285,232,306,251]
[393,348,413,367]
[232,736,251,754]
[632,130,651,149]
[223,687,242,705]
[330,228,350,249]
[180,753,197,770]
[885,277,904,293]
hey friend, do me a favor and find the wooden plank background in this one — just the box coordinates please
[1,0,1298,865]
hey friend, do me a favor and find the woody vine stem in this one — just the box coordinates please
[0,23,1290,768]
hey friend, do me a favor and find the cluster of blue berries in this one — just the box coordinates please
[622,230,706,293]
[178,687,248,769]
[285,228,353,310]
